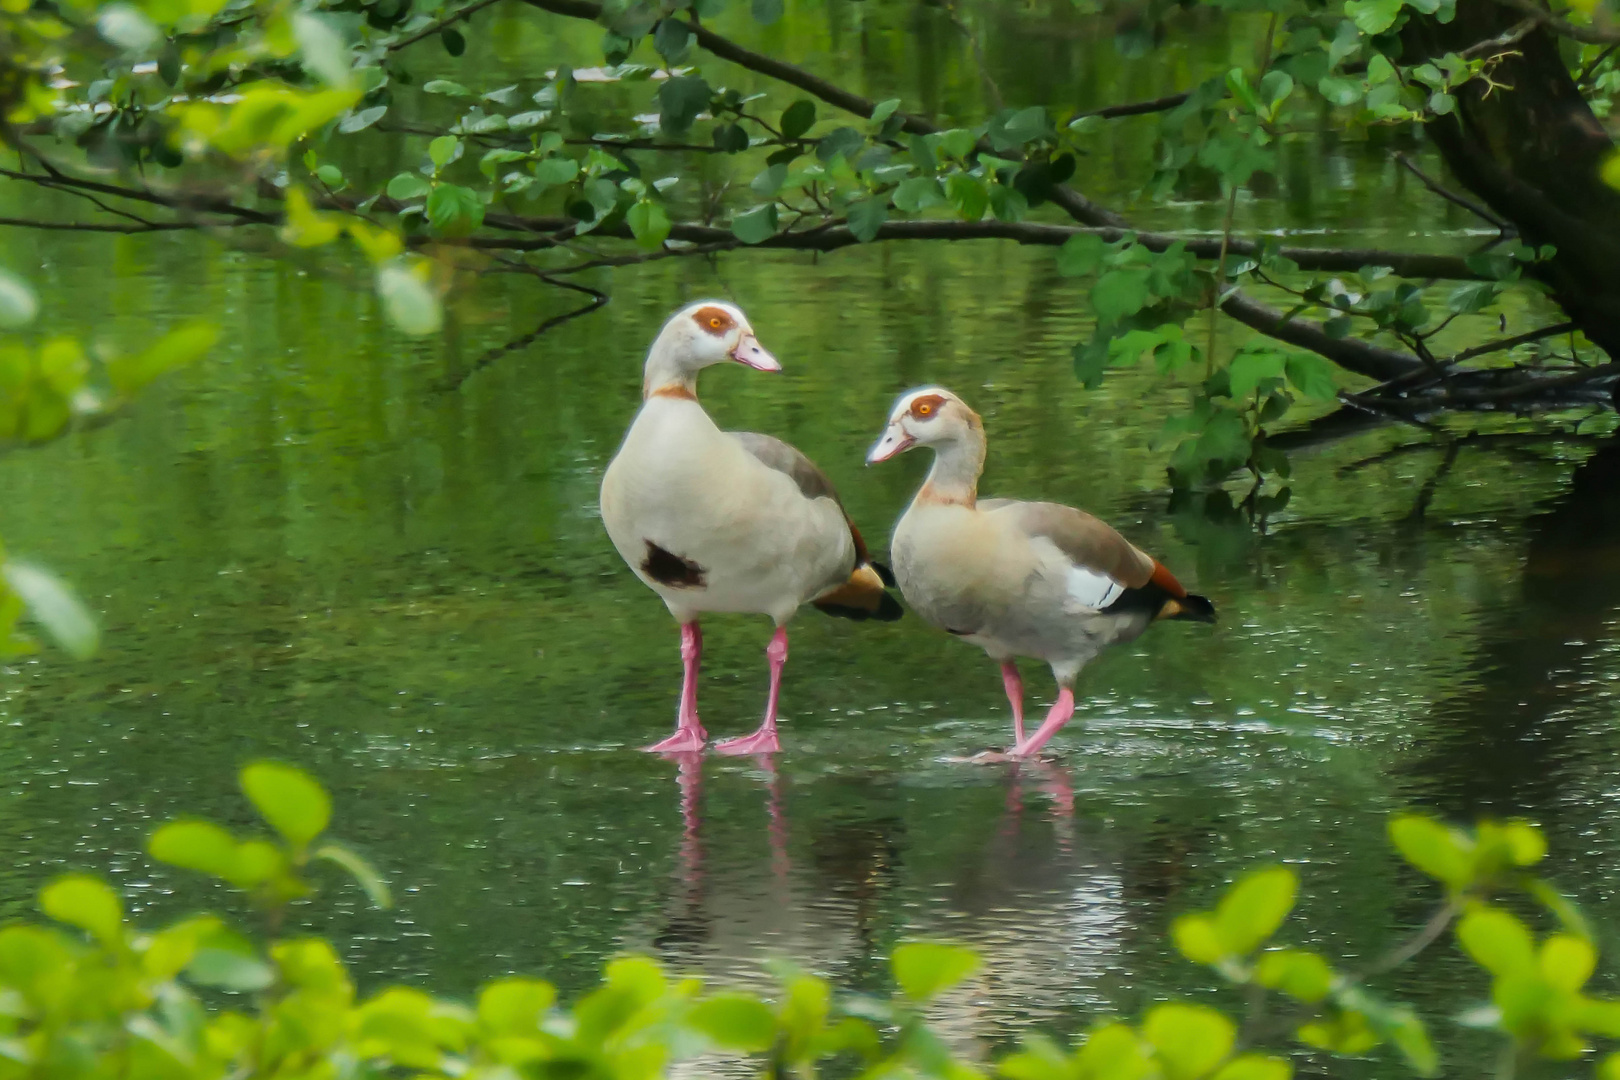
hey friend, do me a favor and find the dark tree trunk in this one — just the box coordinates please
[1404,1,1620,358]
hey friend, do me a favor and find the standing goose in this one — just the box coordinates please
[866,387,1214,759]
[600,301,901,755]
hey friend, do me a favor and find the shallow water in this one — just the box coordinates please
[4,2,1620,1074]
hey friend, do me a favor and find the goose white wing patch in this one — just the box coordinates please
[1067,564,1125,610]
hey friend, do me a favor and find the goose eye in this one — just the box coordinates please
[709,317,723,329]
[917,403,932,416]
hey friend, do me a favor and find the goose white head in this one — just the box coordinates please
[866,387,976,464]
[643,300,779,397]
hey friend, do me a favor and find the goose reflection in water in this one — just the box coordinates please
[643,754,1133,1041]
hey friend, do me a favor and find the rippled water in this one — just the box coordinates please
[4,3,1620,1073]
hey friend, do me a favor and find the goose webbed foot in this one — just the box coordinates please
[713,727,781,755]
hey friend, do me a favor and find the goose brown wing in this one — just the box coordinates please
[981,499,1155,586]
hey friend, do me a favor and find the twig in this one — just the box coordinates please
[941,0,1003,112]
[1485,0,1620,45]
[0,216,198,233]
[1075,91,1193,120]
[1449,320,1576,363]
[1576,42,1619,84]
[387,0,507,53]
[1395,153,1514,232]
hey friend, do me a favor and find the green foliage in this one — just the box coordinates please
[0,762,1612,1080]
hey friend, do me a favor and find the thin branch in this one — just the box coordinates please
[1395,152,1514,232]
[0,165,273,222]
[464,213,1490,280]
[0,215,197,233]
[1075,91,1193,120]
[1449,320,1576,363]
[1576,42,1619,84]
[386,0,506,52]
[1484,0,1620,45]
[1220,290,1422,383]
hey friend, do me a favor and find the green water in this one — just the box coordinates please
[4,2,1620,1073]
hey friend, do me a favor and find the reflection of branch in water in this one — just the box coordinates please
[434,270,608,393]
[1334,430,1600,478]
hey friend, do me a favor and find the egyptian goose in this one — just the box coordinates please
[866,387,1215,759]
[600,300,901,755]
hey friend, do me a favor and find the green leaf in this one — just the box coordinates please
[533,156,579,188]
[1227,350,1288,401]
[988,183,1028,222]
[1255,949,1334,1002]
[658,75,712,135]
[314,843,392,909]
[428,135,460,168]
[1171,914,1228,964]
[1212,1053,1291,1080]
[1539,933,1594,991]
[947,173,988,221]
[1446,281,1501,314]
[891,942,980,1002]
[376,260,442,336]
[1457,906,1536,978]
[423,79,471,97]
[846,197,888,242]
[0,269,40,328]
[688,992,777,1051]
[1284,353,1337,399]
[626,201,670,250]
[780,99,816,140]
[440,27,465,55]
[479,976,556,1034]
[1317,76,1363,106]
[1388,814,1473,889]
[1345,0,1403,34]
[478,148,529,180]
[815,125,864,162]
[1214,865,1297,954]
[189,942,274,992]
[1092,268,1153,323]
[3,563,98,659]
[892,176,945,213]
[870,97,901,126]
[1143,1003,1235,1080]
[652,18,691,63]
[339,104,386,133]
[292,13,352,88]
[386,172,431,200]
[426,183,484,237]
[149,820,241,878]
[731,203,779,244]
[40,875,122,944]
[1057,234,1109,277]
[989,105,1047,150]
[241,761,331,848]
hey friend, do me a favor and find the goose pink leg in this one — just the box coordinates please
[1000,660,1025,745]
[645,623,709,753]
[715,627,788,755]
[1009,687,1075,759]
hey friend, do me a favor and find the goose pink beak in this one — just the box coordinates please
[866,425,914,464]
[732,333,780,372]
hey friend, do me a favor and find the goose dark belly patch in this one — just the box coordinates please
[643,541,706,588]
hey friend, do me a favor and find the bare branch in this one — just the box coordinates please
[0,216,199,233]
[1395,152,1514,231]
[1449,320,1577,363]
[1075,92,1194,120]
[1219,291,1424,382]
[1484,0,1620,45]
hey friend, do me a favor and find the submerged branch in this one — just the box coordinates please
[436,272,608,391]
